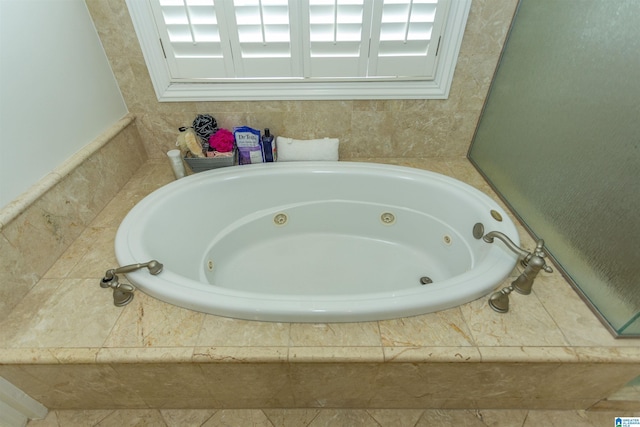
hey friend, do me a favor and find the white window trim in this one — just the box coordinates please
[126,0,471,101]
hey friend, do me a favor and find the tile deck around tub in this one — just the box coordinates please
[1,158,639,414]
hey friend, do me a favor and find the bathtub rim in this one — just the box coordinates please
[116,161,520,322]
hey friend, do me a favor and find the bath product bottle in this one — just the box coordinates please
[262,128,275,162]
[167,149,186,179]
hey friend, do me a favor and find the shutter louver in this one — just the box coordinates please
[370,0,450,78]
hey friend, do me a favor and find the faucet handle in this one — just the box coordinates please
[522,239,553,273]
[534,239,554,272]
[533,239,547,256]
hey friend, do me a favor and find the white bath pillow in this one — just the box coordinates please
[276,137,339,161]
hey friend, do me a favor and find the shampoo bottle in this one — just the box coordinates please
[262,128,275,162]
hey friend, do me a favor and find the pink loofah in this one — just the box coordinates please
[208,128,235,152]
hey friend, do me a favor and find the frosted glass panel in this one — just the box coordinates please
[469,0,640,336]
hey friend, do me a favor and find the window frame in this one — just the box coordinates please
[126,0,472,101]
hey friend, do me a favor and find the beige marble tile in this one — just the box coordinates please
[91,409,168,426]
[197,315,290,347]
[474,409,529,426]
[290,363,379,408]
[0,233,40,319]
[0,172,60,231]
[367,409,425,427]
[202,409,273,427]
[307,409,379,427]
[607,375,640,401]
[289,322,381,347]
[380,308,476,347]
[280,110,353,143]
[198,363,294,407]
[415,409,489,427]
[383,347,481,363]
[523,409,596,426]
[0,347,94,364]
[0,279,122,348]
[590,399,640,412]
[109,363,214,407]
[371,362,561,407]
[474,399,598,410]
[460,277,570,347]
[103,291,204,348]
[263,409,321,427]
[533,273,630,346]
[478,347,578,363]
[3,364,147,409]
[534,363,640,401]
[52,409,114,426]
[461,0,519,56]
[31,409,632,426]
[346,111,395,158]
[97,347,194,363]
[160,409,217,427]
[447,53,502,114]
[289,347,384,363]
[192,346,287,363]
[0,349,70,365]
[47,348,100,364]
[52,226,118,280]
[2,194,82,282]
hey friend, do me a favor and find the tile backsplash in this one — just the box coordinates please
[85,0,519,160]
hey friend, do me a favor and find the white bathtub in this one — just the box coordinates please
[115,162,519,322]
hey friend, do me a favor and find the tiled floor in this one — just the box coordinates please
[26,408,640,427]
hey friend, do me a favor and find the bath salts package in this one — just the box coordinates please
[234,126,263,165]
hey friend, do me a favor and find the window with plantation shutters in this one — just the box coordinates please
[126,0,471,100]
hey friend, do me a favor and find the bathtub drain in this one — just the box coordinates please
[420,277,433,285]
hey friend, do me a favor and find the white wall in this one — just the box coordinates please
[0,0,127,209]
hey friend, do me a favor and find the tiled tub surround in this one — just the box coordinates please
[0,114,146,322]
[86,0,521,161]
[1,151,639,413]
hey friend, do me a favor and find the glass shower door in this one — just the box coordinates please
[468,0,640,336]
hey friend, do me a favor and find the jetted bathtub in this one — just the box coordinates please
[115,162,520,322]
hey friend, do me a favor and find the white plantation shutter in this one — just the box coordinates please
[370,0,450,78]
[151,0,232,79]
[153,0,300,79]
[150,0,450,81]
[222,0,302,77]
[126,0,470,99]
[303,0,374,78]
